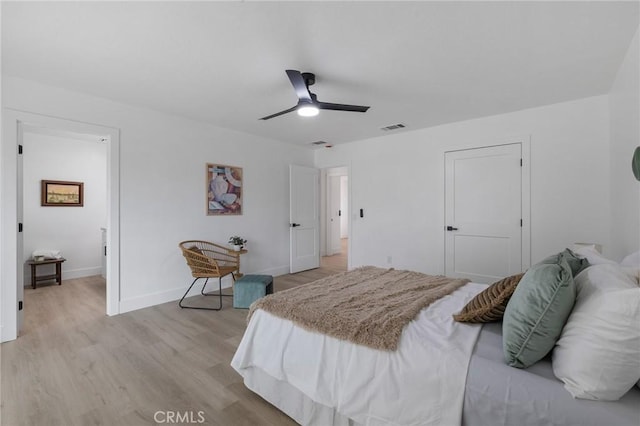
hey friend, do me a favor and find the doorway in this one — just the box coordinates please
[20,126,108,334]
[322,166,349,272]
[1,110,120,342]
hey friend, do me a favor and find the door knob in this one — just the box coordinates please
[291,223,301,227]
[446,226,459,231]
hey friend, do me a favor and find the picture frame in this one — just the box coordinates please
[206,163,243,215]
[41,180,84,207]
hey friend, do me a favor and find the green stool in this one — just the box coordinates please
[233,274,273,309]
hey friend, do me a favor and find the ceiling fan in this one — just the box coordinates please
[260,70,370,120]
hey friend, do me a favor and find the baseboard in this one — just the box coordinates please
[260,265,290,277]
[119,275,236,313]
[1,324,17,343]
[64,267,102,280]
[119,265,289,314]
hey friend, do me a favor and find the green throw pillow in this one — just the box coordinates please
[538,248,589,276]
[502,258,576,368]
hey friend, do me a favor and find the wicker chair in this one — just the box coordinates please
[178,240,240,310]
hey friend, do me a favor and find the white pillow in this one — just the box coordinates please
[621,251,640,267]
[625,252,640,389]
[573,246,617,266]
[552,264,640,400]
[620,251,640,284]
[577,263,637,294]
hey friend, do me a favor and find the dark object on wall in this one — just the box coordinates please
[260,70,370,120]
[632,146,640,181]
[41,180,84,207]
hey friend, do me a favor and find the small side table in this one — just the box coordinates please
[227,248,248,278]
[26,258,66,289]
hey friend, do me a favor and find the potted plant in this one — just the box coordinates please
[228,236,247,251]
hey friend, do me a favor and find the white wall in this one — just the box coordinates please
[22,132,107,283]
[315,95,611,275]
[609,27,640,261]
[2,76,314,316]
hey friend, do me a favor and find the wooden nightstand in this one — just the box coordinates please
[227,248,248,278]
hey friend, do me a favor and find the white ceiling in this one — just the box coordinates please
[2,1,638,147]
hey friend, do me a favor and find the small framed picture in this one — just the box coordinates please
[41,180,84,207]
[206,163,242,215]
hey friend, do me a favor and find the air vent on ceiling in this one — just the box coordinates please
[380,123,406,131]
[311,141,327,145]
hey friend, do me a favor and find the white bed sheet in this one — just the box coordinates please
[231,282,486,426]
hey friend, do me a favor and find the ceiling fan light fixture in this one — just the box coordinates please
[259,70,368,120]
[297,105,319,117]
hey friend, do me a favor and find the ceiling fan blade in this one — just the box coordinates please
[259,105,298,120]
[317,101,369,113]
[286,69,312,102]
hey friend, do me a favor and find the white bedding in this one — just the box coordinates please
[231,282,486,426]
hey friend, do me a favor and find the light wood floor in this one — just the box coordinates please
[1,243,347,426]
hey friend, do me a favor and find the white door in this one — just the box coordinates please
[328,175,342,255]
[445,144,522,283]
[17,129,24,334]
[340,176,349,238]
[290,165,320,273]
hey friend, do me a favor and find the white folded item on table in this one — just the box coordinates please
[32,249,62,260]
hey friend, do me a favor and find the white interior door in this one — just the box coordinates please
[328,175,342,255]
[290,165,320,273]
[340,176,349,238]
[445,144,522,283]
[16,127,24,334]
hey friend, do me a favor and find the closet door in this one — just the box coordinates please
[445,144,522,283]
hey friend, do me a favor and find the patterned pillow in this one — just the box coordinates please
[453,273,525,323]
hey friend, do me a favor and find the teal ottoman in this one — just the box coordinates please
[233,274,273,309]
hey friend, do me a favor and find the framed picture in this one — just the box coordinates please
[41,180,84,207]
[206,163,243,215]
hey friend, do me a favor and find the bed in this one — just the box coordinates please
[464,323,640,426]
[231,263,640,426]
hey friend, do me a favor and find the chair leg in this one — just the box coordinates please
[202,275,235,298]
[200,278,210,296]
[210,277,233,306]
[179,277,222,311]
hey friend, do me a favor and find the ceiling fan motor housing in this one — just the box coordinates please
[259,69,369,120]
[301,72,315,87]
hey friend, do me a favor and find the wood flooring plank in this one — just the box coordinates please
[2,246,347,426]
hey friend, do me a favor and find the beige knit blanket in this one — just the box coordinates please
[248,266,469,351]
